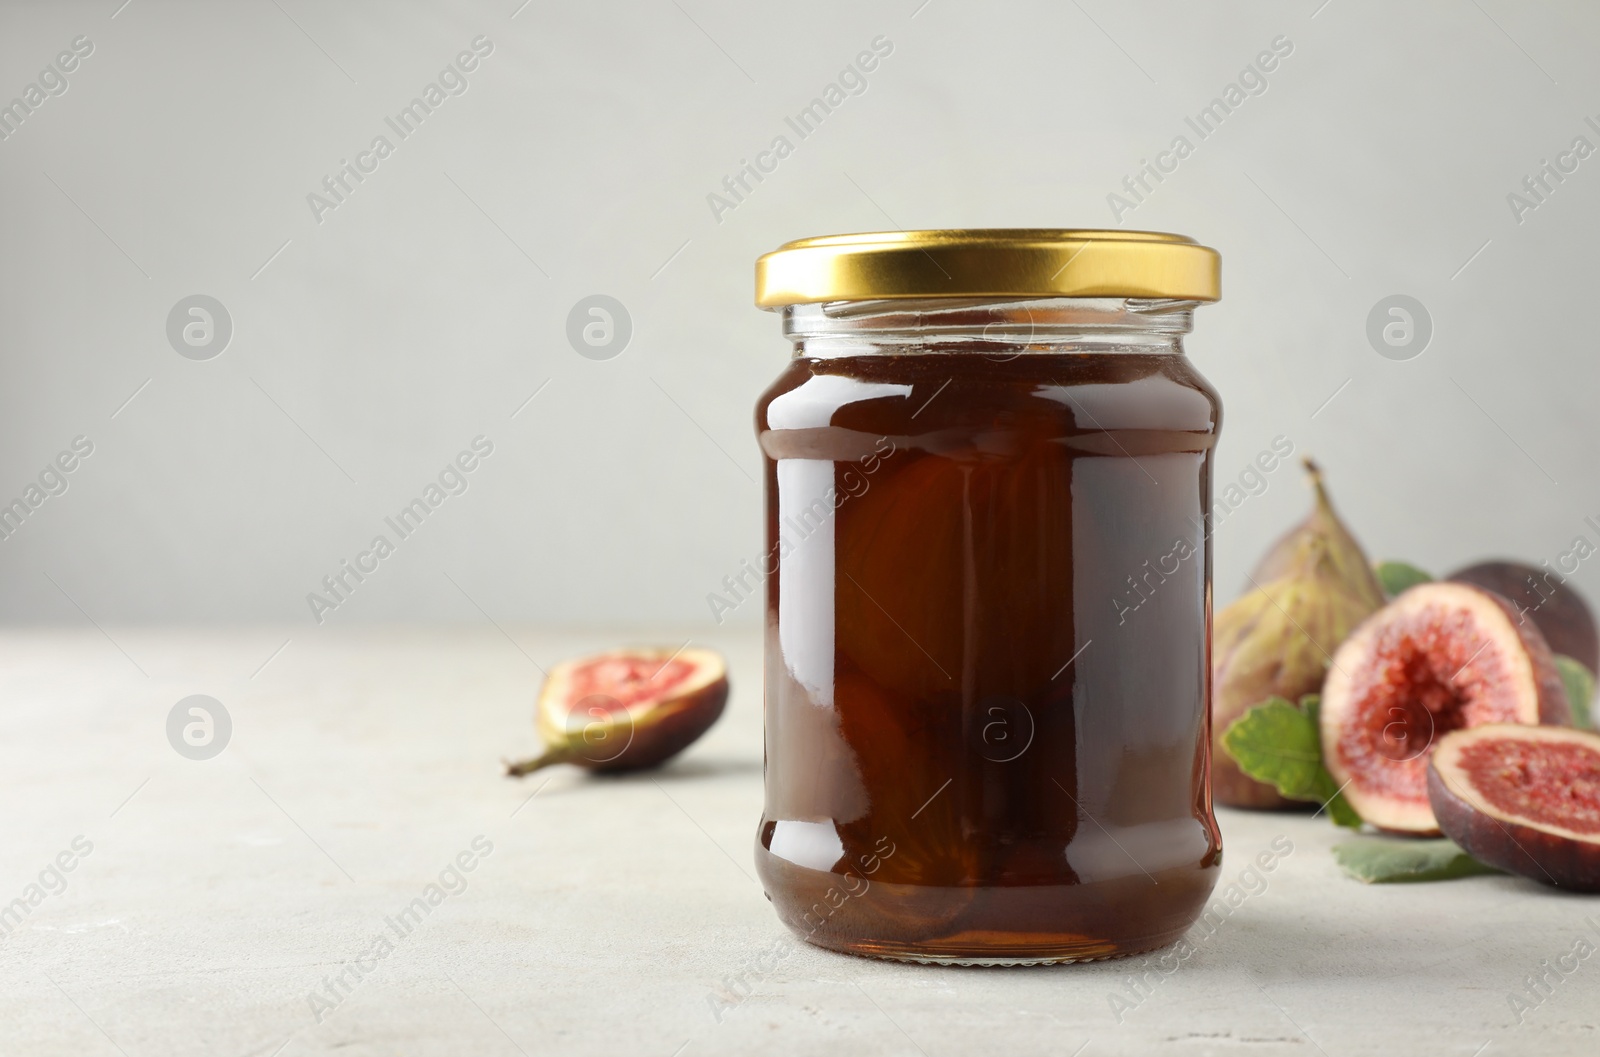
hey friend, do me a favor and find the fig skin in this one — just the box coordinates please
[1212,569,1379,809]
[1427,724,1600,891]
[1449,560,1600,677]
[1320,583,1572,835]
[1248,459,1386,611]
[1213,460,1384,809]
[505,648,729,776]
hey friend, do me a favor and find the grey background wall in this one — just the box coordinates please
[0,0,1596,628]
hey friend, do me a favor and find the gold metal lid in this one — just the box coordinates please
[755,229,1220,308]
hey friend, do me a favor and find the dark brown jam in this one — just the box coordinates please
[754,348,1223,963]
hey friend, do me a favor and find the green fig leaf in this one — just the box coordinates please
[1300,692,1322,727]
[1554,654,1595,730]
[1221,696,1360,828]
[1374,560,1432,598]
[1331,837,1501,884]
[1325,792,1362,829]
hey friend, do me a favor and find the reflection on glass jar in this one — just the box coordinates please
[752,231,1225,964]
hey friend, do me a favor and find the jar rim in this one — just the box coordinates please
[755,228,1220,308]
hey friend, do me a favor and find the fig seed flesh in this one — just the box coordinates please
[1320,582,1570,834]
[505,647,729,776]
[1428,723,1600,890]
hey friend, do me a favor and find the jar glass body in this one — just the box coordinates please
[753,297,1224,964]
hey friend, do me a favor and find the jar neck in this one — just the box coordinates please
[780,297,1197,358]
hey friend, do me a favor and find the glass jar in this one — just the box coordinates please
[751,231,1224,964]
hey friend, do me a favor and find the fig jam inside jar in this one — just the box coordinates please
[752,231,1225,964]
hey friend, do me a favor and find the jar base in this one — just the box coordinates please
[786,926,1185,967]
[756,837,1218,968]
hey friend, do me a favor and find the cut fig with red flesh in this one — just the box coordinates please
[1320,582,1571,834]
[1428,724,1600,891]
[505,648,729,776]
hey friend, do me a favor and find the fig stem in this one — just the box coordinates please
[1302,456,1342,530]
[1302,455,1328,502]
[504,746,577,777]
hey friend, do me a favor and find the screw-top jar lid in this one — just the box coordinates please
[755,228,1220,308]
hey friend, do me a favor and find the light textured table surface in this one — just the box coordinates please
[3,626,1597,1056]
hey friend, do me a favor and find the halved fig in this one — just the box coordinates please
[1450,559,1600,677]
[505,647,728,776]
[1320,582,1571,833]
[1428,724,1600,890]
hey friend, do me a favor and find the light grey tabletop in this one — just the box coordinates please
[3,626,1595,1056]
